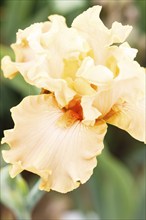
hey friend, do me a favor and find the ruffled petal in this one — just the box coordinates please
[2,94,107,193]
[1,15,91,107]
[72,6,132,63]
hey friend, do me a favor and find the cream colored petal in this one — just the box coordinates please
[72,6,108,41]
[73,78,96,96]
[1,56,18,79]
[2,94,107,193]
[4,60,77,108]
[110,22,132,44]
[93,69,144,117]
[105,42,138,70]
[72,6,132,63]
[12,22,47,62]
[1,15,91,107]
[76,57,114,86]
[81,96,102,126]
[116,59,144,81]
[105,98,146,143]
[119,42,138,60]
[1,55,76,107]
[72,6,109,62]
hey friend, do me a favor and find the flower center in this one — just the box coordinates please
[57,98,83,128]
[67,98,83,121]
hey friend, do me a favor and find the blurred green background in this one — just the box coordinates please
[0,0,145,220]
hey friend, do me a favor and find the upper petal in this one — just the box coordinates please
[2,94,107,193]
[72,6,132,63]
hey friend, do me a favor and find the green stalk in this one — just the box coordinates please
[16,211,32,220]
[26,180,45,212]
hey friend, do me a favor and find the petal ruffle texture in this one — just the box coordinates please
[2,95,107,193]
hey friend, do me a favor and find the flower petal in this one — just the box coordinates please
[104,68,146,142]
[81,96,102,126]
[72,6,132,63]
[1,56,18,79]
[105,98,146,142]
[2,94,107,193]
[76,57,114,86]
[93,76,139,117]
[93,59,145,117]
[110,22,132,44]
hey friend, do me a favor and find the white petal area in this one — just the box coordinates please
[2,94,107,193]
[105,98,146,143]
[76,57,114,86]
[72,6,132,63]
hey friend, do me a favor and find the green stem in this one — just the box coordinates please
[16,211,32,220]
[26,180,45,211]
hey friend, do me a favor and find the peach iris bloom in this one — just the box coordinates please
[1,6,145,193]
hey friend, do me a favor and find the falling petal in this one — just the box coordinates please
[2,94,107,193]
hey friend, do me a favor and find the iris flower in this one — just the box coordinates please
[1,6,145,193]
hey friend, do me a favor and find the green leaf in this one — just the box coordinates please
[0,166,30,219]
[135,173,146,219]
[0,44,14,60]
[87,149,137,219]
[1,74,39,97]
[26,180,45,211]
[0,144,8,168]
[0,166,45,219]
[2,0,35,44]
[134,0,146,32]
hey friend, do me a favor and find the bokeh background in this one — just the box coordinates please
[0,0,145,219]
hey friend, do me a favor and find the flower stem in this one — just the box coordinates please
[16,211,32,220]
[27,180,45,211]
